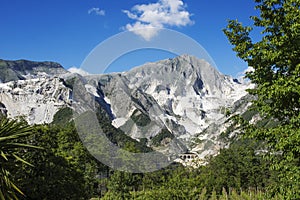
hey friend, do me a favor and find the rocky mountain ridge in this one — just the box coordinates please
[0,59,66,83]
[0,55,254,159]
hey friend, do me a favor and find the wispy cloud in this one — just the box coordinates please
[88,7,105,16]
[123,0,193,41]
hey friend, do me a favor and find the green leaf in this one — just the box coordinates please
[12,153,34,167]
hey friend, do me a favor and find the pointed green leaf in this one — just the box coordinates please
[12,153,34,167]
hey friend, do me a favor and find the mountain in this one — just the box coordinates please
[0,59,70,124]
[81,55,254,157]
[0,59,67,83]
[0,55,254,160]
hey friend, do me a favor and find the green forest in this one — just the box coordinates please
[0,0,299,199]
[0,114,286,200]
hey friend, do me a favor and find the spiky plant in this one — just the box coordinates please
[0,117,39,199]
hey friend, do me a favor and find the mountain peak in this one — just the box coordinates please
[175,54,199,62]
[126,54,216,77]
[121,54,227,98]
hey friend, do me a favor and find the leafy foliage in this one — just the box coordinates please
[224,0,300,198]
[201,139,273,194]
[52,107,73,125]
[130,109,151,127]
[101,138,277,199]
[96,105,153,153]
[151,128,174,147]
[0,116,281,199]
[14,123,106,200]
[0,117,39,199]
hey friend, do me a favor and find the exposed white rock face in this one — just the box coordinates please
[95,55,253,144]
[0,76,72,124]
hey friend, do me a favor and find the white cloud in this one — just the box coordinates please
[68,67,90,76]
[88,7,105,16]
[125,22,162,41]
[236,66,254,84]
[123,0,193,41]
[244,66,254,74]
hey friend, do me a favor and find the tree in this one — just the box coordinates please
[0,117,39,199]
[0,114,102,199]
[201,139,272,195]
[224,0,300,198]
[14,123,103,200]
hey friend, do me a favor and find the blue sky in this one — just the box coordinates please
[0,0,260,76]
